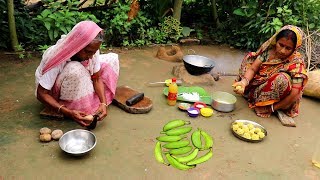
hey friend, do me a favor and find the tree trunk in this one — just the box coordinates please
[173,0,183,22]
[211,0,220,28]
[7,0,19,51]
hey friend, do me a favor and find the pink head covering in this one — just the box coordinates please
[42,21,102,74]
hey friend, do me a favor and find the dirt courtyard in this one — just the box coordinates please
[0,45,319,179]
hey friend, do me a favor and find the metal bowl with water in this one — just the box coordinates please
[59,129,97,156]
[211,91,237,112]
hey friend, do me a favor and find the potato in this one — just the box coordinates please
[51,129,63,140]
[40,127,52,134]
[83,115,94,121]
[40,134,51,142]
[235,86,242,90]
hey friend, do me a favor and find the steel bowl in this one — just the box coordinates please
[59,129,97,156]
[211,91,237,112]
[183,55,215,75]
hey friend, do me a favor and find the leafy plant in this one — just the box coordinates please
[15,44,32,59]
[34,0,99,43]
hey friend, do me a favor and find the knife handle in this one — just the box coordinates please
[126,93,144,106]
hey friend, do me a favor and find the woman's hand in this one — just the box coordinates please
[63,108,91,126]
[232,80,246,95]
[94,103,108,121]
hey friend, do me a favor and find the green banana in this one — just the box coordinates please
[173,148,199,163]
[186,148,213,165]
[191,130,202,149]
[156,135,185,142]
[154,142,168,165]
[163,119,191,132]
[163,140,190,149]
[200,130,214,150]
[161,127,192,136]
[169,146,193,155]
[165,154,195,170]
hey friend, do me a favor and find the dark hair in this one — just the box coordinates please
[93,31,105,42]
[276,29,297,48]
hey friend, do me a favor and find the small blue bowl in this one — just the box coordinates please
[187,107,200,118]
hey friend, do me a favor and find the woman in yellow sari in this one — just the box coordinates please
[233,25,308,123]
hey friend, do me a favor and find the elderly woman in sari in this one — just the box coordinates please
[232,25,308,124]
[35,21,119,126]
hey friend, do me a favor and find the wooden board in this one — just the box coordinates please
[276,110,296,127]
[112,86,153,114]
[40,106,64,119]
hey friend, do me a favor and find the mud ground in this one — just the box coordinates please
[0,45,320,179]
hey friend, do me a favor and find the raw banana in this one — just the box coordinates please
[161,127,192,136]
[191,130,202,149]
[165,154,195,170]
[186,148,213,165]
[156,135,185,142]
[169,146,193,155]
[163,140,190,149]
[154,142,168,165]
[163,119,190,132]
[173,148,199,163]
[200,130,214,150]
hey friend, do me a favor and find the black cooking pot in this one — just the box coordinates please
[183,55,215,75]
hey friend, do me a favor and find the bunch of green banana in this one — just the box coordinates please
[154,142,168,165]
[163,140,190,149]
[191,129,214,150]
[162,119,190,132]
[154,119,214,170]
[200,130,214,150]
[156,135,185,142]
[187,148,213,166]
[161,126,192,136]
[166,154,195,170]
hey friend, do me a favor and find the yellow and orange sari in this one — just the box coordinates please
[237,25,308,117]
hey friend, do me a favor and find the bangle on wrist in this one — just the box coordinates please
[271,104,274,112]
[100,103,108,107]
[243,77,250,86]
[57,104,65,113]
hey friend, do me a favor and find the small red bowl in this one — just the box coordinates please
[193,102,207,110]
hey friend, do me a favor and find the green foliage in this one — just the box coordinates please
[15,44,32,59]
[96,2,183,47]
[159,16,183,42]
[0,0,44,50]
[229,0,320,50]
[182,27,195,37]
[34,0,99,43]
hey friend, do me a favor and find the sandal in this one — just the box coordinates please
[276,110,296,127]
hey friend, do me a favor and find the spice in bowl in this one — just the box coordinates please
[200,107,214,117]
[187,107,200,118]
[194,102,207,110]
[178,103,191,111]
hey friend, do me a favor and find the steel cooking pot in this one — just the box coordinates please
[183,54,215,75]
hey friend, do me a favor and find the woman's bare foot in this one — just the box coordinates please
[254,106,272,118]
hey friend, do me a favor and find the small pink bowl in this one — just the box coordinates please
[187,107,200,118]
